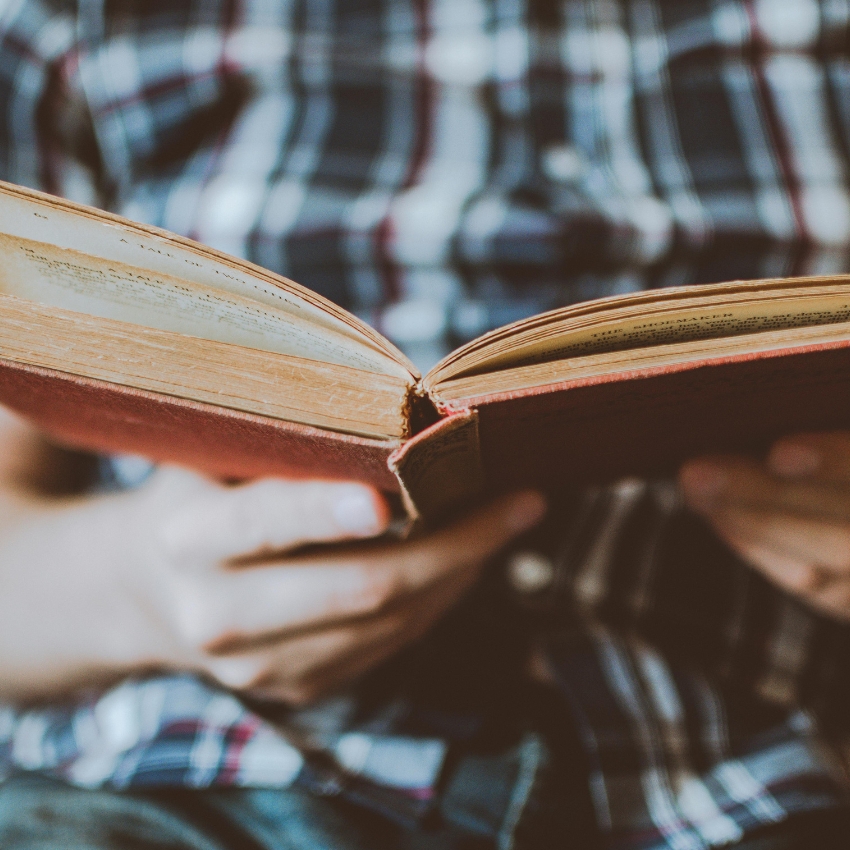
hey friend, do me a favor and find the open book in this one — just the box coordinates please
[2,180,850,518]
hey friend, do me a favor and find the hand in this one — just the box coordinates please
[0,456,545,705]
[679,432,850,621]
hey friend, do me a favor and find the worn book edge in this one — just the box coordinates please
[388,409,484,522]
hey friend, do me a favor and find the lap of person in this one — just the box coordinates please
[1,772,848,850]
[0,772,485,850]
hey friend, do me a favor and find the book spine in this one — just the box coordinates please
[406,383,442,436]
[389,408,484,522]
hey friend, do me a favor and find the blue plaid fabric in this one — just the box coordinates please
[0,674,447,817]
[3,2,850,847]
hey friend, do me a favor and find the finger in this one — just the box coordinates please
[768,432,850,483]
[709,506,850,575]
[714,525,831,596]
[217,565,477,703]
[189,490,545,651]
[221,614,411,702]
[718,525,850,621]
[159,478,390,563]
[204,618,382,694]
[272,622,420,704]
[205,533,482,656]
[293,568,478,701]
[803,578,850,622]
[386,489,548,593]
[203,596,420,696]
[679,456,850,522]
[176,560,404,651]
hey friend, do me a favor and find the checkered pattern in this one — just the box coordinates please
[552,634,846,850]
[3,1,850,847]
[0,674,446,823]
[539,481,850,849]
[9,0,850,367]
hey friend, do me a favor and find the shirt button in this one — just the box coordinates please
[506,550,556,595]
[541,144,586,183]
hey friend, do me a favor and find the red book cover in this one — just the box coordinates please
[0,359,401,492]
[466,339,850,494]
[7,340,850,519]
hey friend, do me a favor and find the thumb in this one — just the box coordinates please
[158,478,391,564]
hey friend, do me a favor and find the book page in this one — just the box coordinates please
[0,234,410,377]
[0,293,411,439]
[429,281,850,383]
[0,182,415,373]
[434,319,850,402]
[506,293,850,363]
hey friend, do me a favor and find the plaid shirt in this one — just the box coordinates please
[3,1,850,847]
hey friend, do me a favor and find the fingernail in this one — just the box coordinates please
[680,462,727,510]
[333,486,382,534]
[506,491,547,533]
[769,441,820,478]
